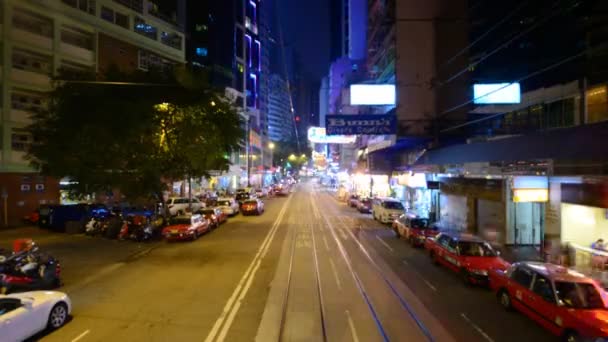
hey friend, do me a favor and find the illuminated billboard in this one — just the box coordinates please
[350,84,396,105]
[473,83,521,104]
[307,127,356,144]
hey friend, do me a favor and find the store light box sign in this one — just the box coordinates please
[307,127,356,144]
[350,84,396,105]
[473,83,521,104]
[326,114,397,135]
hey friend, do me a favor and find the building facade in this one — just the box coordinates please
[0,0,185,225]
[267,74,293,143]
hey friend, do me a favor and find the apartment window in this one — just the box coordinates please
[195,24,208,32]
[12,49,52,74]
[62,0,96,15]
[112,0,143,13]
[11,90,46,114]
[161,32,182,50]
[236,28,244,58]
[101,6,114,22]
[134,17,157,40]
[196,47,208,57]
[61,26,94,50]
[138,50,149,71]
[11,130,33,152]
[12,8,53,38]
[115,12,129,28]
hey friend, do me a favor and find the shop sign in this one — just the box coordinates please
[513,176,548,189]
[513,189,548,203]
[249,131,262,150]
[326,114,396,135]
[397,173,427,188]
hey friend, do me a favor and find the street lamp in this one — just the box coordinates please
[288,154,297,161]
[268,142,275,150]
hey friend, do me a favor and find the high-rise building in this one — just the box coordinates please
[0,0,185,224]
[186,0,268,186]
[267,74,293,142]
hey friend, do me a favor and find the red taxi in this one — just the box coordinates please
[197,208,227,228]
[162,214,210,241]
[241,199,265,216]
[490,262,608,342]
[426,232,509,285]
[392,215,439,247]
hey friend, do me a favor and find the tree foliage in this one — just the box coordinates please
[27,65,243,202]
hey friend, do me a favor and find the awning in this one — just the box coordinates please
[415,121,608,167]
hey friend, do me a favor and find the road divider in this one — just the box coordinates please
[205,195,292,342]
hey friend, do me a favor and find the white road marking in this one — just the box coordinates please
[339,227,349,240]
[423,279,437,292]
[205,197,292,342]
[71,330,90,342]
[345,310,360,342]
[460,313,494,342]
[323,235,330,251]
[375,236,394,253]
[329,258,342,290]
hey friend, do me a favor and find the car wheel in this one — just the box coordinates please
[461,268,471,286]
[47,302,68,330]
[562,330,579,342]
[498,290,513,311]
[430,251,439,265]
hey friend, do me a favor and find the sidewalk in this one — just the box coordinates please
[498,245,543,263]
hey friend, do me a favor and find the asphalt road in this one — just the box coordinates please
[0,181,558,341]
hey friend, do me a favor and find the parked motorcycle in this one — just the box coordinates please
[118,215,158,242]
[0,240,61,294]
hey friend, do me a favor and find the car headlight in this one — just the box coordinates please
[469,269,488,276]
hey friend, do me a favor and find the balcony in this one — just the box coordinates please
[59,42,94,62]
[11,28,52,51]
[10,68,51,89]
[10,108,34,124]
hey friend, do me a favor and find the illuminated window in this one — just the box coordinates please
[196,47,208,57]
[195,24,208,32]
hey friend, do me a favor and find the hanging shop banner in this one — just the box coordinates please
[326,114,397,135]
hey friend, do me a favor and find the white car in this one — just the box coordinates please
[216,198,239,216]
[166,197,203,216]
[372,198,406,224]
[0,291,71,341]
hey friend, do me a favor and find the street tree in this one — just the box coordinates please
[27,65,243,205]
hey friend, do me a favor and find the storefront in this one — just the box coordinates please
[350,174,390,198]
[560,182,608,247]
[439,177,504,239]
[392,173,438,220]
[506,176,548,246]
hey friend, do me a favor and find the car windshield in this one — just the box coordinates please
[218,201,231,206]
[170,218,191,225]
[383,202,404,210]
[555,282,606,310]
[457,241,496,257]
[410,219,429,229]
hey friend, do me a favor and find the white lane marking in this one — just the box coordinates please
[329,258,342,290]
[375,235,394,253]
[205,197,292,342]
[339,227,349,240]
[71,330,90,342]
[323,235,330,251]
[460,313,494,342]
[345,310,360,342]
[401,260,437,292]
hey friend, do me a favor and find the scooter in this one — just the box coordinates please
[0,241,61,294]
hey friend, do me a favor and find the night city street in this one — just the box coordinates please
[2,0,608,341]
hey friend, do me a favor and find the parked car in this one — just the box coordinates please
[216,198,240,216]
[255,188,269,198]
[241,199,265,216]
[162,214,210,241]
[393,215,439,247]
[490,262,608,341]
[426,232,510,285]
[0,291,71,341]
[197,208,227,228]
[356,198,372,213]
[372,198,406,224]
[348,194,360,208]
[166,197,203,216]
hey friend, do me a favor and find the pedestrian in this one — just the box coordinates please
[591,238,605,251]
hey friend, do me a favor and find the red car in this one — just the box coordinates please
[198,208,227,228]
[162,214,210,241]
[426,232,510,285]
[241,199,265,215]
[356,198,372,213]
[490,262,608,341]
[392,215,439,247]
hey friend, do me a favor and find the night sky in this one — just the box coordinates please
[276,0,331,80]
